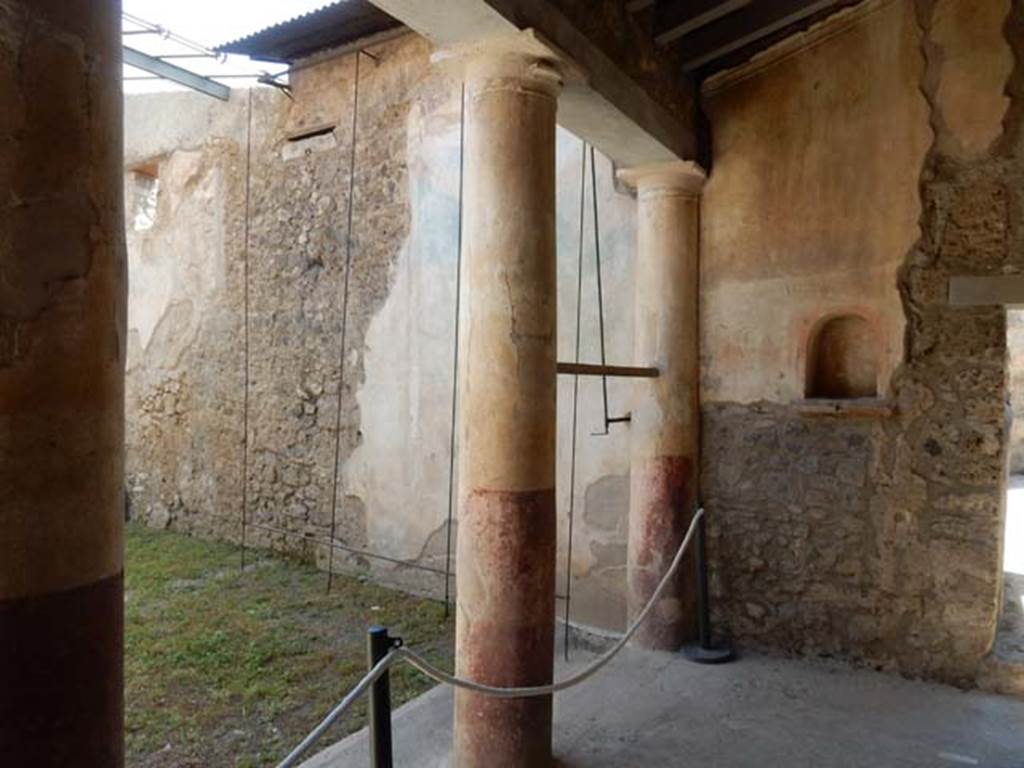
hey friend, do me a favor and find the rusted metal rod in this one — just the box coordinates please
[556,362,659,378]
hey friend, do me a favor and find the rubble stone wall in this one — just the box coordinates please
[701,0,1019,684]
[124,33,639,620]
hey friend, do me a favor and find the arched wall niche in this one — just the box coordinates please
[804,313,879,399]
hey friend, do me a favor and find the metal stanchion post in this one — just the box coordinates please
[683,509,735,664]
[368,626,401,767]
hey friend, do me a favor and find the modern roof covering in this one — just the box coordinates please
[216,1,403,64]
[632,0,863,75]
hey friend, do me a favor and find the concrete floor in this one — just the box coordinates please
[298,479,1024,766]
[301,647,1024,768]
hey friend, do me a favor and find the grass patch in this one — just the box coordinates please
[125,523,453,767]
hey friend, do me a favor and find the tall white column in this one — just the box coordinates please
[619,162,705,650]
[444,35,563,767]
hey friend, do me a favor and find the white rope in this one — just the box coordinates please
[276,508,703,767]
[395,507,702,697]
[277,649,401,768]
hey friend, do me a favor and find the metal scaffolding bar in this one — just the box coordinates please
[123,46,230,100]
[556,362,659,378]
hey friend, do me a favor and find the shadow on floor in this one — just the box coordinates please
[301,648,1024,768]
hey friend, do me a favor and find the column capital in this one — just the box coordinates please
[431,29,569,100]
[617,160,707,197]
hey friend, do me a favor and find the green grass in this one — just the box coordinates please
[125,523,454,767]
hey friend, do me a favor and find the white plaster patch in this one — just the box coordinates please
[344,89,462,560]
[126,150,226,358]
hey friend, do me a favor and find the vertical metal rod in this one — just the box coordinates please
[240,87,254,571]
[694,510,712,649]
[564,140,587,663]
[590,145,612,434]
[367,626,394,768]
[443,84,467,617]
[327,50,363,592]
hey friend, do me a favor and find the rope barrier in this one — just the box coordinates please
[276,508,704,767]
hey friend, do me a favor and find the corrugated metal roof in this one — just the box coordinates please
[216,1,402,63]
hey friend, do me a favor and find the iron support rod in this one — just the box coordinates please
[443,84,467,618]
[327,49,364,593]
[246,522,451,578]
[589,145,613,435]
[240,89,253,571]
[564,140,588,662]
[556,362,659,378]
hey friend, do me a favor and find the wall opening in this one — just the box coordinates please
[1001,312,1024,667]
[128,163,160,232]
[805,314,878,399]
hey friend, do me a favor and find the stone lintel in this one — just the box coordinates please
[371,0,697,167]
[948,275,1024,308]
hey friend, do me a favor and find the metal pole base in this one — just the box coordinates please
[683,641,735,665]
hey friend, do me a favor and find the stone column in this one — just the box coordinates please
[446,35,562,768]
[0,1,126,765]
[619,162,705,651]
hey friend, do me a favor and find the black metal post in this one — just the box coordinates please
[683,509,735,664]
[368,626,395,768]
[695,511,712,649]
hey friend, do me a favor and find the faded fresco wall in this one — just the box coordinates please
[124,90,250,538]
[701,0,1019,685]
[126,0,1022,687]
[124,32,637,626]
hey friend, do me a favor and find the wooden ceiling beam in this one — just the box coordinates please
[653,0,751,46]
[677,0,844,71]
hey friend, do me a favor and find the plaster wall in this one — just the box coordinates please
[125,0,1024,686]
[124,32,637,628]
[701,0,927,404]
[700,0,1019,684]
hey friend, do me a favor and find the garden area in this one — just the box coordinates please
[124,524,454,767]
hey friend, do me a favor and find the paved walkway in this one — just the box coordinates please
[302,647,1024,768]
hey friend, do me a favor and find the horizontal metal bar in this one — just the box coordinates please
[123,11,224,59]
[124,74,267,81]
[557,362,659,378]
[157,53,220,60]
[123,45,230,100]
[245,522,573,599]
[245,522,452,577]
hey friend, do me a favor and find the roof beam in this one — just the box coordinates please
[122,46,231,100]
[368,0,697,166]
[653,0,752,46]
[678,0,844,71]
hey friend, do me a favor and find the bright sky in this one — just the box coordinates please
[122,0,331,92]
